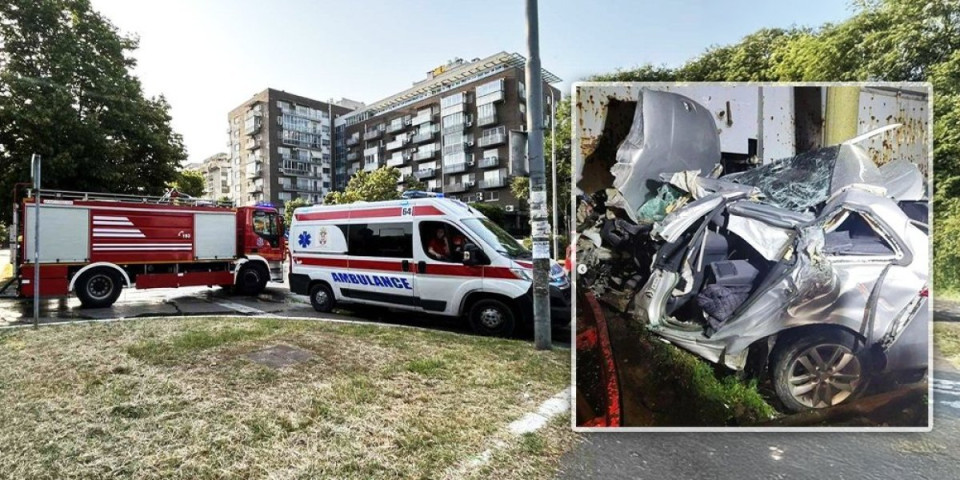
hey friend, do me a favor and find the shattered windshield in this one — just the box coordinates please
[731,146,839,212]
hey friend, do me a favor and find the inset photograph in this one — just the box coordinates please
[573,83,931,429]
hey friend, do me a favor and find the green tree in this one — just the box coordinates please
[283,197,311,229]
[324,166,402,205]
[168,169,205,197]
[402,175,427,193]
[468,202,506,225]
[0,0,186,224]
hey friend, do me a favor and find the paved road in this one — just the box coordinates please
[0,271,571,344]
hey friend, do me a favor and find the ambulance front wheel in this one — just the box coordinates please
[469,299,515,337]
[76,268,123,308]
[310,283,335,313]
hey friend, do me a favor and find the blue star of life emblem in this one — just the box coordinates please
[298,231,311,248]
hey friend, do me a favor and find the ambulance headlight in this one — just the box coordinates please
[510,268,533,282]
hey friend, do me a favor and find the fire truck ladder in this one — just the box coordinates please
[25,188,234,208]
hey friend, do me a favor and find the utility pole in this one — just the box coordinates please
[525,0,551,350]
[31,154,40,328]
[550,89,558,259]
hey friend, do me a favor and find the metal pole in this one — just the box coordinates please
[525,0,551,350]
[32,154,40,328]
[550,89,558,259]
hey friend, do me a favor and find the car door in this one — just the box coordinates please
[334,221,417,309]
[413,219,483,315]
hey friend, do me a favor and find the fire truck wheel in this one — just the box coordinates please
[236,264,268,295]
[76,268,123,308]
[309,283,335,312]
[468,299,515,337]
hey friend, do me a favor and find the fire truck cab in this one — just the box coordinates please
[287,196,571,336]
[11,188,285,308]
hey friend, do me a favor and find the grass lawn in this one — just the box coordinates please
[0,317,573,479]
[935,322,960,369]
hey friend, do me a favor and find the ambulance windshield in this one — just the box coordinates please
[462,218,530,260]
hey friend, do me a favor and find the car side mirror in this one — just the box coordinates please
[463,243,487,266]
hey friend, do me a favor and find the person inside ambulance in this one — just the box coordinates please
[449,233,466,262]
[427,227,451,261]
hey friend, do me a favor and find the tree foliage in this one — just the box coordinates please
[283,197,311,230]
[0,0,187,223]
[592,0,959,290]
[168,169,204,198]
[468,202,506,225]
[324,167,402,205]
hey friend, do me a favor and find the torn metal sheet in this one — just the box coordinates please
[651,193,724,243]
[879,158,925,201]
[726,214,794,261]
[610,89,721,222]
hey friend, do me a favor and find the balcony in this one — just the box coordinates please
[414,148,436,161]
[346,136,360,147]
[411,130,435,144]
[347,152,360,161]
[386,155,405,167]
[479,178,506,189]
[478,133,506,147]
[442,142,473,156]
[364,128,383,139]
[246,166,263,179]
[429,187,443,193]
[444,182,473,193]
[444,162,470,174]
[245,139,262,150]
[387,119,407,133]
[414,168,436,180]
[411,111,434,125]
[476,89,504,105]
[477,113,497,127]
[479,156,499,169]
[386,137,408,151]
[363,161,379,172]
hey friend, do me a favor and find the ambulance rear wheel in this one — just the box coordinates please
[76,268,123,308]
[310,283,335,313]
[236,264,268,295]
[469,299,515,337]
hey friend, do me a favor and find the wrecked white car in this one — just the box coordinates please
[579,89,929,412]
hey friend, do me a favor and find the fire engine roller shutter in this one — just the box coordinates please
[194,213,237,260]
[23,205,89,263]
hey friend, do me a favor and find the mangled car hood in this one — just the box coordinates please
[611,89,721,223]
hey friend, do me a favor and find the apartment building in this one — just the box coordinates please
[336,52,561,230]
[226,89,356,207]
[194,152,231,200]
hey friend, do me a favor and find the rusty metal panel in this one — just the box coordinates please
[856,87,930,174]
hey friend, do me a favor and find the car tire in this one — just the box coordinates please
[75,268,123,308]
[468,299,516,337]
[309,283,335,313]
[236,263,268,296]
[772,330,867,412]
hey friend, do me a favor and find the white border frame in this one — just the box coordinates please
[569,81,935,433]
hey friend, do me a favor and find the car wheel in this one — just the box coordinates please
[309,283,335,313]
[772,331,866,412]
[236,264,268,295]
[468,299,515,337]
[76,268,123,308]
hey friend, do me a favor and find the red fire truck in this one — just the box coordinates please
[10,187,286,308]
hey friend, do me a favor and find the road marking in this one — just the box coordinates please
[210,299,267,315]
[933,377,960,409]
[448,387,571,476]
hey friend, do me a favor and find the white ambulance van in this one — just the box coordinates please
[287,196,570,336]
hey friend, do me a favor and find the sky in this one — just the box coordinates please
[88,0,855,165]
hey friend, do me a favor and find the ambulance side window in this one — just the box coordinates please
[419,221,470,263]
[346,223,413,258]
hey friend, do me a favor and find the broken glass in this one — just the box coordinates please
[731,146,840,211]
